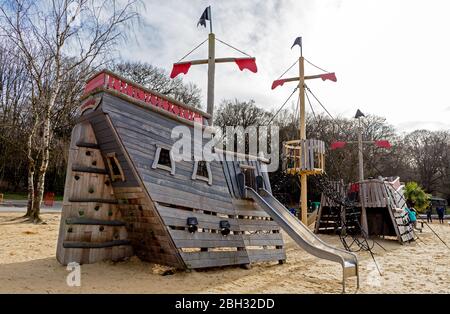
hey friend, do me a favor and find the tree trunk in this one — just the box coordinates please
[24,132,35,218]
[30,116,51,223]
[30,92,56,224]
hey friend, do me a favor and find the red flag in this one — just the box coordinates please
[271,79,287,90]
[234,58,257,73]
[320,72,337,82]
[170,62,192,79]
[331,141,346,150]
[375,140,391,149]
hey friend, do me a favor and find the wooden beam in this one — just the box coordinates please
[76,141,100,149]
[65,218,126,226]
[174,57,256,66]
[63,240,131,249]
[68,198,118,204]
[71,166,108,174]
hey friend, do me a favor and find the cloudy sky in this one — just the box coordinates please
[118,0,450,132]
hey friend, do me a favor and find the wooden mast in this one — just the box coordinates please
[273,38,333,225]
[207,11,215,122]
[357,116,368,233]
[170,6,257,125]
[299,56,308,224]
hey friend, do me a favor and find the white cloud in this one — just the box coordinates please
[117,0,450,132]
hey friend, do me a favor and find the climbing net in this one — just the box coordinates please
[311,173,375,252]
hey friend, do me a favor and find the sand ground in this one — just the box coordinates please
[1,212,449,294]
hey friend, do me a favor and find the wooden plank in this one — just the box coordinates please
[157,205,240,228]
[72,166,108,174]
[148,183,235,214]
[180,251,250,268]
[65,218,125,226]
[113,187,143,193]
[63,240,131,249]
[169,232,246,248]
[247,249,286,262]
[76,141,99,149]
[161,216,279,232]
[227,161,240,198]
[69,198,118,204]
[242,235,284,247]
[221,160,237,198]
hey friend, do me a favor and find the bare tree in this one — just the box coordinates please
[404,130,450,194]
[0,0,140,223]
[0,41,30,191]
[214,99,270,128]
[112,61,202,109]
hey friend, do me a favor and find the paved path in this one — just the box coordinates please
[0,200,62,213]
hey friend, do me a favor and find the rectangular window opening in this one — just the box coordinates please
[106,153,125,182]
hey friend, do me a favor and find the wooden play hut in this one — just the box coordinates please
[56,70,286,269]
[315,177,415,243]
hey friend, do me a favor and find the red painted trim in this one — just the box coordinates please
[86,71,204,123]
[84,73,106,94]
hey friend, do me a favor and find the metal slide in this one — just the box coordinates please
[246,187,359,293]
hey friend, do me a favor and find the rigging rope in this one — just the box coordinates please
[276,59,299,80]
[304,86,317,122]
[177,38,208,62]
[304,58,330,73]
[304,84,336,120]
[215,38,252,57]
[263,87,298,126]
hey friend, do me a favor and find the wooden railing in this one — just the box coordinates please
[283,139,325,174]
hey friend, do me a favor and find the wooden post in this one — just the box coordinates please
[207,32,216,123]
[299,56,308,225]
[358,119,364,183]
[357,118,369,234]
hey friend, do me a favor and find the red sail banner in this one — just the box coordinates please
[170,62,192,79]
[271,79,287,90]
[375,140,391,149]
[330,141,346,150]
[320,73,337,82]
[234,58,257,73]
[83,71,204,123]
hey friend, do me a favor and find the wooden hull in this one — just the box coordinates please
[57,90,286,268]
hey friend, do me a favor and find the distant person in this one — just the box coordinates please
[348,183,359,202]
[405,202,421,231]
[437,206,445,224]
[426,206,433,223]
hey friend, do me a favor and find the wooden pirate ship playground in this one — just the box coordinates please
[55,6,377,292]
[56,69,286,269]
